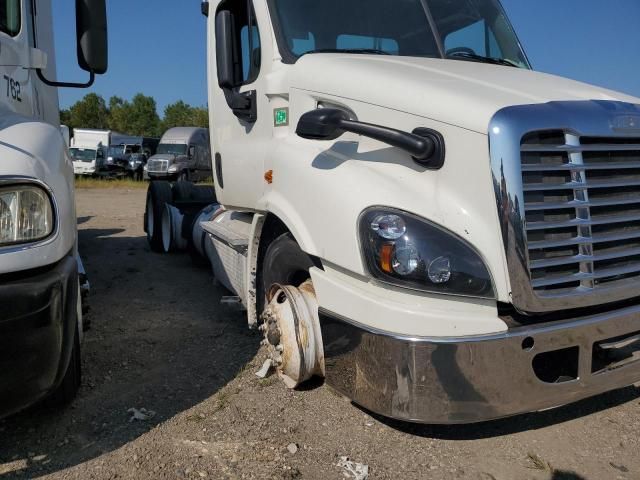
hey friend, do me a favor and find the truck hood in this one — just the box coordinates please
[290,55,640,134]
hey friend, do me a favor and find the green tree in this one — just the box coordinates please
[67,93,109,130]
[192,106,209,128]
[161,100,192,131]
[129,94,161,137]
[109,94,161,137]
[59,109,73,129]
[161,101,209,132]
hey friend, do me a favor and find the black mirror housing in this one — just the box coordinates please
[76,0,108,74]
[296,109,350,140]
[215,10,236,89]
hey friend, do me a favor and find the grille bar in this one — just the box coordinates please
[530,247,640,269]
[522,144,640,153]
[521,131,640,295]
[532,262,640,289]
[522,161,640,172]
[525,197,640,211]
[524,178,640,192]
[526,213,640,231]
[529,230,640,250]
[146,159,169,173]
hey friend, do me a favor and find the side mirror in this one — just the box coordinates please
[37,0,108,88]
[188,146,196,159]
[76,0,108,75]
[214,9,257,123]
[296,108,446,169]
[215,10,236,89]
[296,109,350,141]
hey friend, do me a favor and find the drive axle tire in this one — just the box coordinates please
[172,181,217,204]
[172,180,195,202]
[146,181,173,253]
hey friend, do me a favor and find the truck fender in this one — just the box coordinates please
[245,198,321,328]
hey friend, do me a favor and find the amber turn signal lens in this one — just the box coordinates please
[379,244,394,273]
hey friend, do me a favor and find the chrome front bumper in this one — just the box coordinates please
[320,305,640,424]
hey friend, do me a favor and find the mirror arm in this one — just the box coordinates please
[36,68,96,89]
[296,108,446,169]
[224,89,257,123]
[339,120,435,161]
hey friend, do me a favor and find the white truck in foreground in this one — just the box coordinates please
[147,0,640,424]
[0,0,107,418]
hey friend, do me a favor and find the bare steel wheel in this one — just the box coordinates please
[145,181,173,253]
[260,280,325,388]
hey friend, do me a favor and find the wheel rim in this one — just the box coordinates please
[162,205,172,253]
[260,280,324,388]
[146,197,154,238]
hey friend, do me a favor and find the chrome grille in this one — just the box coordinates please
[146,159,168,173]
[521,131,640,295]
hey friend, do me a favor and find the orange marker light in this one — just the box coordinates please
[380,244,394,273]
[264,170,273,184]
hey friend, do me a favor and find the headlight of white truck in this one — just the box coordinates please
[360,208,494,298]
[0,186,54,246]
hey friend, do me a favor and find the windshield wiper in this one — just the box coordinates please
[447,52,519,68]
[302,48,391,56]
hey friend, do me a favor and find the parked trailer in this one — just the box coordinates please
[0,0,108,418]
[146,0,640,424]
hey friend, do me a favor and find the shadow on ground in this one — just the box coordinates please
[0,226,260,478]
[362,382,640,441]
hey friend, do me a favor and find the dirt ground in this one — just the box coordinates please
[0,187,639,480]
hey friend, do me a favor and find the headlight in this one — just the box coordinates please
[168,165,178,173]
[360,208,494,298]
[0,185,54,246]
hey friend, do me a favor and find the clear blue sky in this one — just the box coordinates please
[54,0,640,114]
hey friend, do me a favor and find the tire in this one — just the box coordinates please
[146,181,173,253]
[172,180,195,202]
[172,182,217,204]
[191,185,217,203]
[47,327,81,407]
[258,233,315,315]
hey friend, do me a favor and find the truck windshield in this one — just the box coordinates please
[268,0,529,68]
[108,146,125,157]
[69,148,97,163]
[156,144,187,155]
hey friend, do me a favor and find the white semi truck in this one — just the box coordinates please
[147,0,640,424]
[0,0,107,418]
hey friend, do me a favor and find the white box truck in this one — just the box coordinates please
[0,0,108,418]
[147,0,640,424]
[70,128,110,176]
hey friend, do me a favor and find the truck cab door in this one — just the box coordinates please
[0,0,42,119]
[210,0,269,209]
